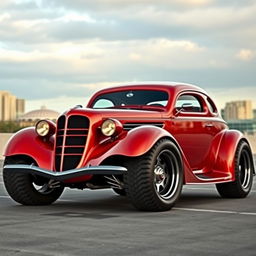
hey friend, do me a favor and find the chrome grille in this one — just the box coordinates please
[55,115,89,171]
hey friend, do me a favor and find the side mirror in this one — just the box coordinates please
[174,103,193,116]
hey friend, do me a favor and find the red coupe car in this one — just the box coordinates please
[3,82,255,211]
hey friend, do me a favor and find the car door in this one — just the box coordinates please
[170,92,220,170]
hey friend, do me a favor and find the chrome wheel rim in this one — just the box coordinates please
[31,176,59,195]
[32,183,54,194]
[239,149,251,190]
[154,149,180,200]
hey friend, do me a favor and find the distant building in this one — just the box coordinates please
[224,100,253,121]
[16,98,25,119]
[228,119,256,135]
[0,91,25,121]
[221,109,225,120]
[19,106,60,126]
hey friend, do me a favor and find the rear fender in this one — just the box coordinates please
[213,130,254,180]
[3,128,54,170]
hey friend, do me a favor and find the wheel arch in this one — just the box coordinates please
[97,135,190,184]
[3,127,54,170]
[4,154,37,165]
[88,126,186,165]
[100,135,182,163]
[213,130,255,179]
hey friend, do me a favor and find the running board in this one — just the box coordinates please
[3,164,127,182]
[194,173,232,182]
[196,174,231,181]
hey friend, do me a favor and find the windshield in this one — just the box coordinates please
[91,90,169,110]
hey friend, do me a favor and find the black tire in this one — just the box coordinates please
[124,139,183,211]
[112,188,126,196]
[3,158,64,205]
[216,141,254,198]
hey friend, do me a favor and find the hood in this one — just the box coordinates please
[62,107,163,121]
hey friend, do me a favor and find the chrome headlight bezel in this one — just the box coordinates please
[101,119,116,137]
[35,120,51,137]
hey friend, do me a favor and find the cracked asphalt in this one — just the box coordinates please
[0,158,256,256]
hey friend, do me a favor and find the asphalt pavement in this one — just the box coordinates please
[0,159,256,256]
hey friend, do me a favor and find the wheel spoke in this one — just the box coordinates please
[155,183,162,193]
[153,149,180,200]
[34,182,54,194]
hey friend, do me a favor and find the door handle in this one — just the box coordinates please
[205,123,213,128]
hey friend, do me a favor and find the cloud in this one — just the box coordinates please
[121,39,206,69]
[0,0,255,112]
[0,0,255,49]
[209,86,256,109]
[43,0,214,11]
[236,49,255,61]
[0,38,206,86]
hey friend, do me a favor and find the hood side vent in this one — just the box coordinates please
[123,122,164,131]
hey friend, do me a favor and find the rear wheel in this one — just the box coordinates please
[3,158,64,205]
[216,141,254,198]
[124,139,183,211]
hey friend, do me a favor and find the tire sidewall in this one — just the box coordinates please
[3,158,64,205]
[149,140,183,207]
[235,141,253,194]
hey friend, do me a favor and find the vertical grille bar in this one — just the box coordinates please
[55,115,66,172]
[55,115,90,172]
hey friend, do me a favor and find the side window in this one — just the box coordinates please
[93,99,114,109]
[175,94,204,113]
[206,97,217,113]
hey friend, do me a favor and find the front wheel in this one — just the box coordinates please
[216,141,254,198]
[112,188,126,196]
[124,139,183,211]
[3,158,64,205]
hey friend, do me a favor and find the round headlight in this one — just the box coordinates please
[36,120,50,137]
[101,119,116,137]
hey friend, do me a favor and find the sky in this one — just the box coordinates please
[0,0,255,113]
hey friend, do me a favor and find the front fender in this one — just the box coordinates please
[3,127,54,169]
[213,129,252,180]
[87,126,178,166]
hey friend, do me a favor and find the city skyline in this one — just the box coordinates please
[1,88,256,135]
[26,85,256,113]
[0,0,255,111]
[0,90,25,121]
[1,88,256,115]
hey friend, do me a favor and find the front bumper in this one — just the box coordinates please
[3,164,127,182]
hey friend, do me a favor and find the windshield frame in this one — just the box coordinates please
[88,88,171,112]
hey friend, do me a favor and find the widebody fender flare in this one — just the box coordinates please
[87,126,190,173]
[213,129,255,180]
[3,127,54,169]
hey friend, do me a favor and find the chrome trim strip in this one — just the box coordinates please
[3,164,127,182]
[123,123,164,131]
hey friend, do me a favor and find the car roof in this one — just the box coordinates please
[92,81,207,97]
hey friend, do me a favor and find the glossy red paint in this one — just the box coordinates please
[212,130,246,181]
[4,128,54,170]
[88,126,176,163]
[4,82,252,185]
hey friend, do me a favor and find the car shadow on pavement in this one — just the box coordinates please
[8,191,223,214]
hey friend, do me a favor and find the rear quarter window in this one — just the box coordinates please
[175,94,204,113]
